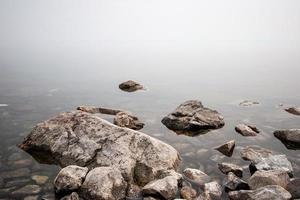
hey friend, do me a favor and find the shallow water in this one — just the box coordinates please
[1,0,300,199]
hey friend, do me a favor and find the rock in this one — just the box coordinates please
[142,176,178,200]
[0,168,30,179]
[218,163,243,177]
[274,129,300,149]
[113,111,144,130]
[11,185,41,196]
[214,140,235,157]
[126,183,142,199]
[228,185,292,200]
[77,106,122,115]
[248,170,290,190]
[182,168,211,188]
[8,152,23,161]
[60,192,80,200]
[19,111,180,192]
[241,146,293,177]
[285,107,300,116]
[11,159,33,168]
[54,165,88,194]
[239,100,259,106]
[161,100,224,135]
[180,186,197,200]
[203,181,222,200]
[32,175,49,185]
[287,178,300,199]
[119,80,144,92]
[223,172,249,192]
[235,124,259,136]
[81,167,127,200]
[24,196,39,200]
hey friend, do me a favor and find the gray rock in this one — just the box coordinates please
[286,178,300,199]
[214,140,235,157]
[285,107,300,116]
[248,170,290,190]
[228,185,292,200]
[77,106,122,115]
[239,100,259,106]
[203,181,222,200]
[54,165,88,194]
[223,172,249,192]
[180,186,197,200]
[274,129,300,149]
[113,111,144,130]
[142,176,178,200]
[19,111,180,191]
[11,185,41,196]
[60,192,80,200]
[162,100,224,135]
[218,163,243,177]
[81,167,127,200]
[182,168,211,188]
[119,80,144,92]
[235,124,259,136]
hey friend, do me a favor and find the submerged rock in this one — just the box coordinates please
[182,168,211,188]
[223,172,249,192]
[285,107,300,116]
[228,185,291,200]
[19,111,180,198]
[214,140,235,157]
[248,170,290,190]
[11,185,41,196]
[161,100,224,135]
[113,111,144,130]
[235,124,259,136]
[142,176,178,200]
[287,178,300,199]
[239,100,259,106]
[274,129,300,149]
[218,163,243,177]
[119,80,144,92]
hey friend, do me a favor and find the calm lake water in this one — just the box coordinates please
[1,0,300,199]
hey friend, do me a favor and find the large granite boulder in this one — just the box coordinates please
[19,111,181,198]
[161,100,224,135]
[274,129,300,150]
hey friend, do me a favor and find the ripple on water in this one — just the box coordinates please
[0,104,8,107]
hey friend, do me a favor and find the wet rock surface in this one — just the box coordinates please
[218,163,243,177]
[287,178,300,199]
[214,140,235,157]
[182,168,211,188]
[235,124,259,136]
[223,172,249,192]
[274,129,300,149]
[113,111,144,130]
[161,100,225,135]
[180,186,197,200]
[285,107,300,116]
[119,80,144,92]
[11,185,41,196]
[203,181,222,200]
[60,192,80,200]
[228,185,292,200]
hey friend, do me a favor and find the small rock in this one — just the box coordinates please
[119,80,144,92]
[203,181,222,200]
[32,175,49,185]
[113,111,144,130]
[182,168,211,188]
[77,106,122,115]
[223,172,249,192]
[60,192,80,200]
[239,100,259,106]
[11,185,41,196]
[274,129,300,149]
[180,186,197,200]
[235,124,259,136]
[161,100,225,135]
[285,107,300,116]
[248,170,290,190]
[218,163,243,177]
[142,176,178,200]
[214,140,235,157]
[286,178,300,199]
[228,185,292,200]
[80,167,127,200]
[54,165,88,194]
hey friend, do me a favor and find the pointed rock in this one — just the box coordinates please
[218,163,243,177]
[223,172,249,192]
[214,140,235,157]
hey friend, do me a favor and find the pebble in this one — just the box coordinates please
[32,175,49,185]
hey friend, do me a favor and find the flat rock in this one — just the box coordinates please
[180,186,197,200]
[142,176,178,200]
[119,80,144,92]
[113,111,144,130]
[235,124,259,136]
[182,168,211,188]
[19,111,180,193]
[248,170,290,190]
[81,167,127,200]
[239,100,259,106]
[203,181,222,200]
[214,140,235,157]
[60,192,80,200]
[241,146,273,163]
[11,185,41,196]
[228,185,292,200]
[287,178,300,199]
[274,129,300,149]
[161,100,224,135]
[54,165,88,194]
[218,163,243,177]
[285,107,300,116]
[223,172,249,192]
